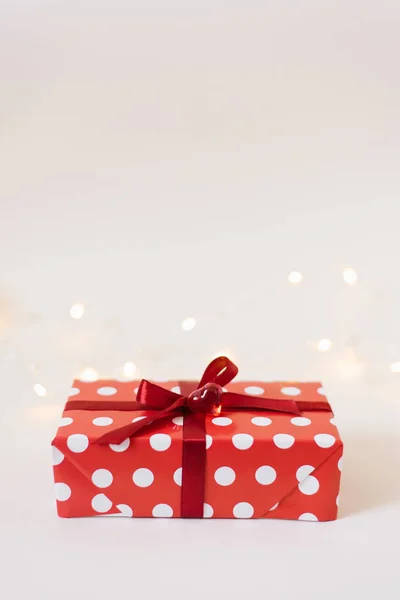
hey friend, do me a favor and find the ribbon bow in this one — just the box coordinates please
[69,357,331,518]
[95,356,317,446]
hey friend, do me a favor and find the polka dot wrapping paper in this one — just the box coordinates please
[52,380,343,521]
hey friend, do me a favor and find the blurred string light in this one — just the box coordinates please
[33,383,47,397]
[343,268,357,286]
[21,264,393,393]
[79,367,98,382]
[181,317,196,331]
[317,339,332,352]
[123,362,137,377]
[288,271,303,285]
[70,303,85,319]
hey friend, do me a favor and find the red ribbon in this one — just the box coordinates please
[66,357,331,518]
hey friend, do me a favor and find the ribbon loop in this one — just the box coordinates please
[136,379,181,410]
[198,356,238,388]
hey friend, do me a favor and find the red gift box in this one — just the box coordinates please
[52,359,343,521]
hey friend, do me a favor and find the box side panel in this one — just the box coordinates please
[262,443,343,522]
[52,449,122,518]
[203,407,341,519]
[52,410,184,518]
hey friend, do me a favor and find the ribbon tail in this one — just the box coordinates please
[95,397,186,445]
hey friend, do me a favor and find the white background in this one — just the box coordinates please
[1,1,400,598]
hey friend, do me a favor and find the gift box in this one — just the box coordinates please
[52,357,343,521]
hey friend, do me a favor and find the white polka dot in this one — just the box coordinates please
[206,434,213,449]
[52,446,64,466]
[69,387,80,397]
[317,387,326,396]
[273,434,295,449]
[173,468,182,486]
[244,386,265,395]
[149,433,172,451]
[171,386,181,394]
[255,465,277,485]
[251,416,272,426]
[91,469,113,488]
[330,417,337,426]
[280,386,301,396]
[133,468,154,487]
[291,417,311,427]
[336,495,340,506]
[91,493,113,513]
[296,465,315,482]
[109,438,130,452]
[233,502,254,518]
[172,416,183,426]
[152,504,173,517]
[269,502,279,511]
[116,504,133,517]
[232,433,254,450]
[96,386,117,396]
[214,466,236,486]
[92,417,113,426]
[132,416,146,423]
[314,433,336,448]
[212,417,232,426]
[203,503,213,518]
[54,482,71,501]
[67,433,89,453]
[298,513,318,521]
[59,417,73,427]
[298,475,319,495]
[338,457,343,471]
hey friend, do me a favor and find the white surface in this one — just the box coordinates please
[1,1,400,598]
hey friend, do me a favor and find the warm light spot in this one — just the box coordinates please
[317,339,332,352]
[34,383,47,397]
[181,317,196,331]
[343,268,357,286]
[70,303,85,319]
[212,349,234,360]
[336,349,364,378]
[390,361,400,373]
[123,362,137,377]
[79,367,98,382]
[288,271,303,284]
